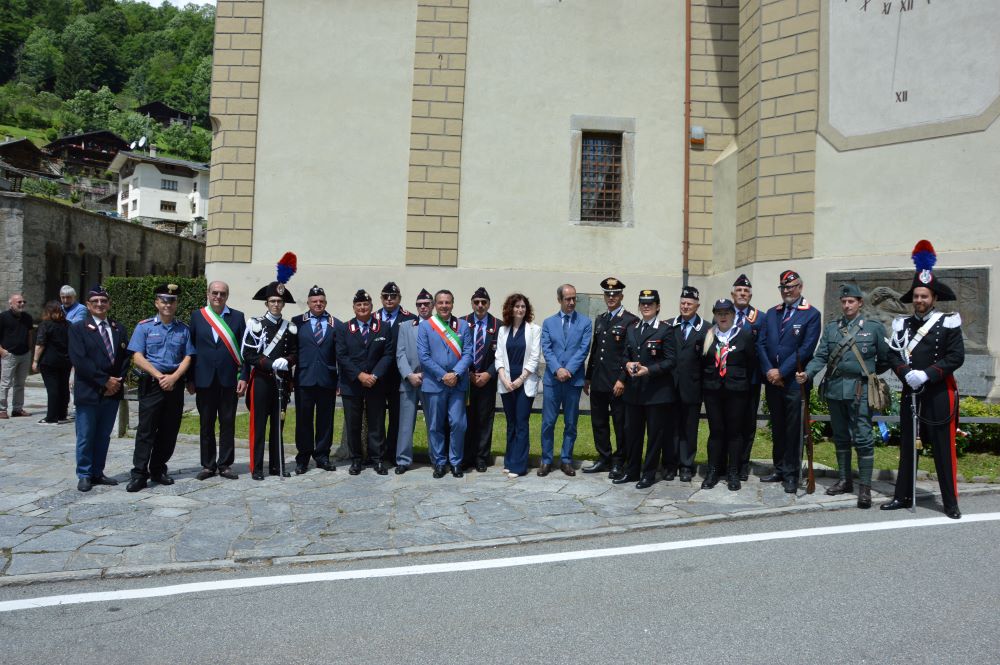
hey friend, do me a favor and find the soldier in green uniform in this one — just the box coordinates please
[796,283,893,508]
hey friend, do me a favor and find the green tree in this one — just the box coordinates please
[107,110,157,146]
[64,85,117,132]
[15,27,62,91]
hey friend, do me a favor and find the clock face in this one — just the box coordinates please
[820,0,1000,150]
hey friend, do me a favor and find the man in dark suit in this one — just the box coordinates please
[68,285,130,492]
[665,285,707,483]
[374,281,416,466]
[336,289,396,475]
[615,289,676,489]
[462,287,499,472]
[584,276,638,479]
[539,283,593,477]
[756,269,821,493]
[732,273,765,480]
[293,285,339,474]
[188,280,246,481]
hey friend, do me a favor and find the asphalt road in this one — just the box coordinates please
[2,494,999,665]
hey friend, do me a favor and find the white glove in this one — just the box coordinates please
[271,357,289,372]
[905,369,928,389]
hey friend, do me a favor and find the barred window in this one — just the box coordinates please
[161,179,178,191]
[580,132,622,222]
[160,200,177,212]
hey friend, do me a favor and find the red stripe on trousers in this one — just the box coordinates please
[946,375,958,498]
[247,375,256,473]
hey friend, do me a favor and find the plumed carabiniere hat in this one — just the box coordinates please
[900,240,956,303]
[253,252,297,303]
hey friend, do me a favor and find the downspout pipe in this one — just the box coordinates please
[682,0,692,288]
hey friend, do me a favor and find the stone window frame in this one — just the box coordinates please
[569,115,635,228]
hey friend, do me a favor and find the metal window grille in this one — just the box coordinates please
[581,132,622,222]
[160,200,177,212]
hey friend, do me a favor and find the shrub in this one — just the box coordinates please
[104,275,207,339]
[958,396,1000,455]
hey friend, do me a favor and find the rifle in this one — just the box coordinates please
[798,351,815,494]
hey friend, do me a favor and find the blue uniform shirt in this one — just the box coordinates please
[127,315,195,373]
[63,302,88,325]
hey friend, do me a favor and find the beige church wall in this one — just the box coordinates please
[458,0,687,277]
[252,0,418,267]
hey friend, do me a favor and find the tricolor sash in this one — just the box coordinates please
[201,307,242,366]
[430,313,462,359]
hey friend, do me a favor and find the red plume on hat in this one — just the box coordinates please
[901,239,955,303]
[276,252,297,284]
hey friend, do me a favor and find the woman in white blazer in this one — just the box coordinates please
[495,293,542,478]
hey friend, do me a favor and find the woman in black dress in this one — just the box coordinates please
[32,300,72,424]
[700,298,757,491]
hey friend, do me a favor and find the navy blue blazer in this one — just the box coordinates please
[734,305,764,384]
[335,317,395,397]
[295,312,339,389]
[188,307,247,389]
[68,317,131,406]
[756,299,821,387]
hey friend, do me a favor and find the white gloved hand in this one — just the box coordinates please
[905,369,928,389]
[271,357,289,372]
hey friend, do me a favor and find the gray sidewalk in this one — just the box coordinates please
[1,382,995,585]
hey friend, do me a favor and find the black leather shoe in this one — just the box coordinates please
[196,469,216,481]
[701,468,720,489]
[252,470,264,481]
[475,463,488,473]
[536,463,551,477]
[880,497,912,511]
[432,466,447,479]
[316,460,336,471]
[608,465,624,481]
[295,465,308,475]
[560,463,576,477]
[760,473,784,483]
[92,475,118,486]
[663,468,677,481]
[612,474,639,485]
[126,477,147,492]
[727,475,741,492]
[452,467,464,478]
[150,473,174,485]
[783,479,798,493]
[394,465,408,475]
[582,460,610,474]
[945,506,961,519]
[857,485,872,509]
[374,463,388,476]
[825,478,854,496]
[218,467,239,480]
[738,463,750,482]
[348,463,363,476]
[635,476,656,489]
[77,477,92,492]
[679,468,693,483]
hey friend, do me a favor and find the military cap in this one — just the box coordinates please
[353,289,372,304]
[680,285,700,301]
[838,283,863,299]
[901,239,956,303]
[472,287,490,301]
[415,288,433,303]
[308,285,326,298]
[253,281,295,304]
[733,274,752,288]
[154,283,181,301]
[600,277,625,294]
[381,282,401,297]
[712,298,736,312]
[638,289,660,304]
[87,285,109,301]
[779,270,801,287]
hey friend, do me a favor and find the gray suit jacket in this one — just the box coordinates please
[395,318,423,392]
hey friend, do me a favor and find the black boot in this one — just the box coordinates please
[700,466,719,489]
[857,485,872,509]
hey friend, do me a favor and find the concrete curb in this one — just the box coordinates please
[2,485,997,589]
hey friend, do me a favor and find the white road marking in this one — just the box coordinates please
[2,512,997,613]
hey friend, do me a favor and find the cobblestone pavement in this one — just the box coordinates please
[1,383,993,582]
